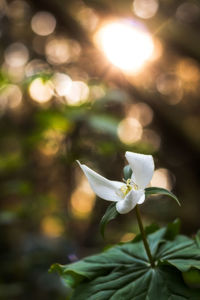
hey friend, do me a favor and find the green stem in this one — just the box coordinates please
[135,205,155,268]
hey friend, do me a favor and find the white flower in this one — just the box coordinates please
[77,151,154,214]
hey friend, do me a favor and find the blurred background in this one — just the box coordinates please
[0,0,200,298]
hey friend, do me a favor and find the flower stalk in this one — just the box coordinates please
[135,205,155,268]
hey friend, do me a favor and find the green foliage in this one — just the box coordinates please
[0,152,24,174]
[22,73,53,90]
[195,230,200,248]
[35,110,72,132]
[132,222,160,243]
[145,187,181,206]
[165,218,181,240]
[0,71,10,91]
[100,203,119,238]
[88,115,119,136]
[50,222,200,299]
[183,269,200,289]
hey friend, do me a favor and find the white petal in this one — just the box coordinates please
[137,192,145,204]
[125,152,154,189]
[116,190,144,214]
[77,161,123,202]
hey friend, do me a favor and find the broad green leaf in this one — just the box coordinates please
[145,187,181,206]
[50,226,200,299]
[157,234,200,272]
[50,264,85,288]
[123,165,132,181]
[100,203,119,238]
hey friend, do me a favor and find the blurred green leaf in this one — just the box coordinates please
[0,153,24,173]
[97,141,117,155]
[1,180,33,196]
[88,115,119,136]
[133,222,160,243]
[36,110,73,132]
[165,219,181,240]
[183,269,200,288]
[0,211,18,225]
[0,71,10,91]
[93,89,129,109]
[23,73,53,88]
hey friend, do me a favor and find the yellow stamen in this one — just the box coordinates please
[119,179,138,197]
[133,183,138,190]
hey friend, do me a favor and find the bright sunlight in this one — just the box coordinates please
[95,20,154,73]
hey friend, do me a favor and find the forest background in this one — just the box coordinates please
[0,0,200,299]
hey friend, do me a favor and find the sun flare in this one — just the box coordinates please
[95,21,154,73]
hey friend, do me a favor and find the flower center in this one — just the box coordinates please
[118,179,138,198]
